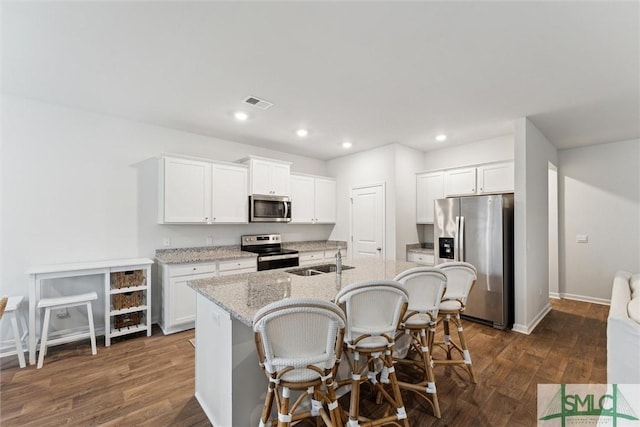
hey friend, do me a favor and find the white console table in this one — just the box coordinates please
[27,258,153,366]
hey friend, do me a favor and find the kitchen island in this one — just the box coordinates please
[188,257,421,427]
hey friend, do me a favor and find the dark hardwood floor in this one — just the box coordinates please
[0,299,608,426]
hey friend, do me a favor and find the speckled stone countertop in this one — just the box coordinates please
[406,243,434,254]
[155,246,256,264]
[155,240,348,264]
[281,240,347,252]
[188,257,420,327]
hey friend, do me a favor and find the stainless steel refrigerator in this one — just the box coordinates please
[434,194,514,329]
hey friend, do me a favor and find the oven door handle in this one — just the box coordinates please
[258,253,299,262]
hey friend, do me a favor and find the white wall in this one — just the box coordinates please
[513,117,558,334]
[326,144,397,259]
[558,139,640,302]
[395,145,425,260]
[422,134,514,171]
[1,95,331,329]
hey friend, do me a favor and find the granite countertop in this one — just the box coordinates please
[188,257,420,327]
[282,240,347,252]
[406,243,434,255]
[155,246,256,264]
[155,240,348,264]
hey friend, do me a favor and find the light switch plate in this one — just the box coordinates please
[576,234,588,243]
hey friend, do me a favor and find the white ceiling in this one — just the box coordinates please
[3,1,639,160]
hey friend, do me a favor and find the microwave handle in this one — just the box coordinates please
[284,200,289,219]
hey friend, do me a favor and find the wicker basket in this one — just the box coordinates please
[113,291,143,310]
[111,270,145,289]
[114,312,141,329]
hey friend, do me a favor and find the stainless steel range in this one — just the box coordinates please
[241,234,299,271]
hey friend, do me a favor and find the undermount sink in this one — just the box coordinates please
[286,263,355,276]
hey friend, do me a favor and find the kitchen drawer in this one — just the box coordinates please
[218,258,256,272]
[169,263,217,278]
[407,252,435,266]
[299,251,325,265]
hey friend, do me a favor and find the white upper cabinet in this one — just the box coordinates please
[159,155,248,224]
[444,167,477,197]
[477,161,514,194]
[290,174,336,224]
[416,171,444,224]
[243,157,292,196]
[314,177,337,223]
[160,157,212,223]
[211,163,248,223]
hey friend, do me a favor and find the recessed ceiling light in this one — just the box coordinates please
[296,129,308,137]
[435,134,447,142]
[342,141,352,149]
[234,111,248,121]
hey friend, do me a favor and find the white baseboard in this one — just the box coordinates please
[557,293,610,305]
[549,292,561,299]
[512,302,553,335]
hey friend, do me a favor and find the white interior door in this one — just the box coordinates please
[351,184,385,258]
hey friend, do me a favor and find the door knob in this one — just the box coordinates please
[376,247,382,251]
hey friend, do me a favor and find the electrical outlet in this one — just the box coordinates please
[206,236,214,245]
[163,237,171,247]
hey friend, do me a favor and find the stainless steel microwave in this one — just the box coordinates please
[249,195,291,223]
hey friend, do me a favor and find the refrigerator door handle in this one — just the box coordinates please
[459,215,465,262]
[455,216,460,261]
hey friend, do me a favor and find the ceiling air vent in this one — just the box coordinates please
[243,95,274,110]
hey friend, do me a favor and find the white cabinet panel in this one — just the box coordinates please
[477,162,514,194]
[212,163,248,223]
[314,178,337,223]
[218,258,256,276]
[416,172,444,224]
[159,262,217,334]
[407,252,435,266]
[290,174,336,224]
[161,157,211,223]
[290,175,315,223]
[444,167,477,197]
[245,157,291,196]
[160,155,248,224]
[299,251,325,265]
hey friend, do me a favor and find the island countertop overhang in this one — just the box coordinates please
[188,258,421,327]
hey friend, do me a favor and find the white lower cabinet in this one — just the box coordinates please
[158,258,257,334]
[407,251,435,266]
[159,262,217,335]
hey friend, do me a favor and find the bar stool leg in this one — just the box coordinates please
[86,302,97,355]
[453,313,476,383]
[9,311,26,368]
[37,307,51,369]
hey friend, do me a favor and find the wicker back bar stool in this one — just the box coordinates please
[335,280,410,427]
[253,298,346,427]
[433,262,477,383]
[393,267,447,418]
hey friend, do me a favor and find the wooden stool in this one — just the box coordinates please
[335,280,410,427]
[253,298,346,427]
[37,292,98,369]
[0,296,28,368]
[393,267,448,418]
[433,262,477,383]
